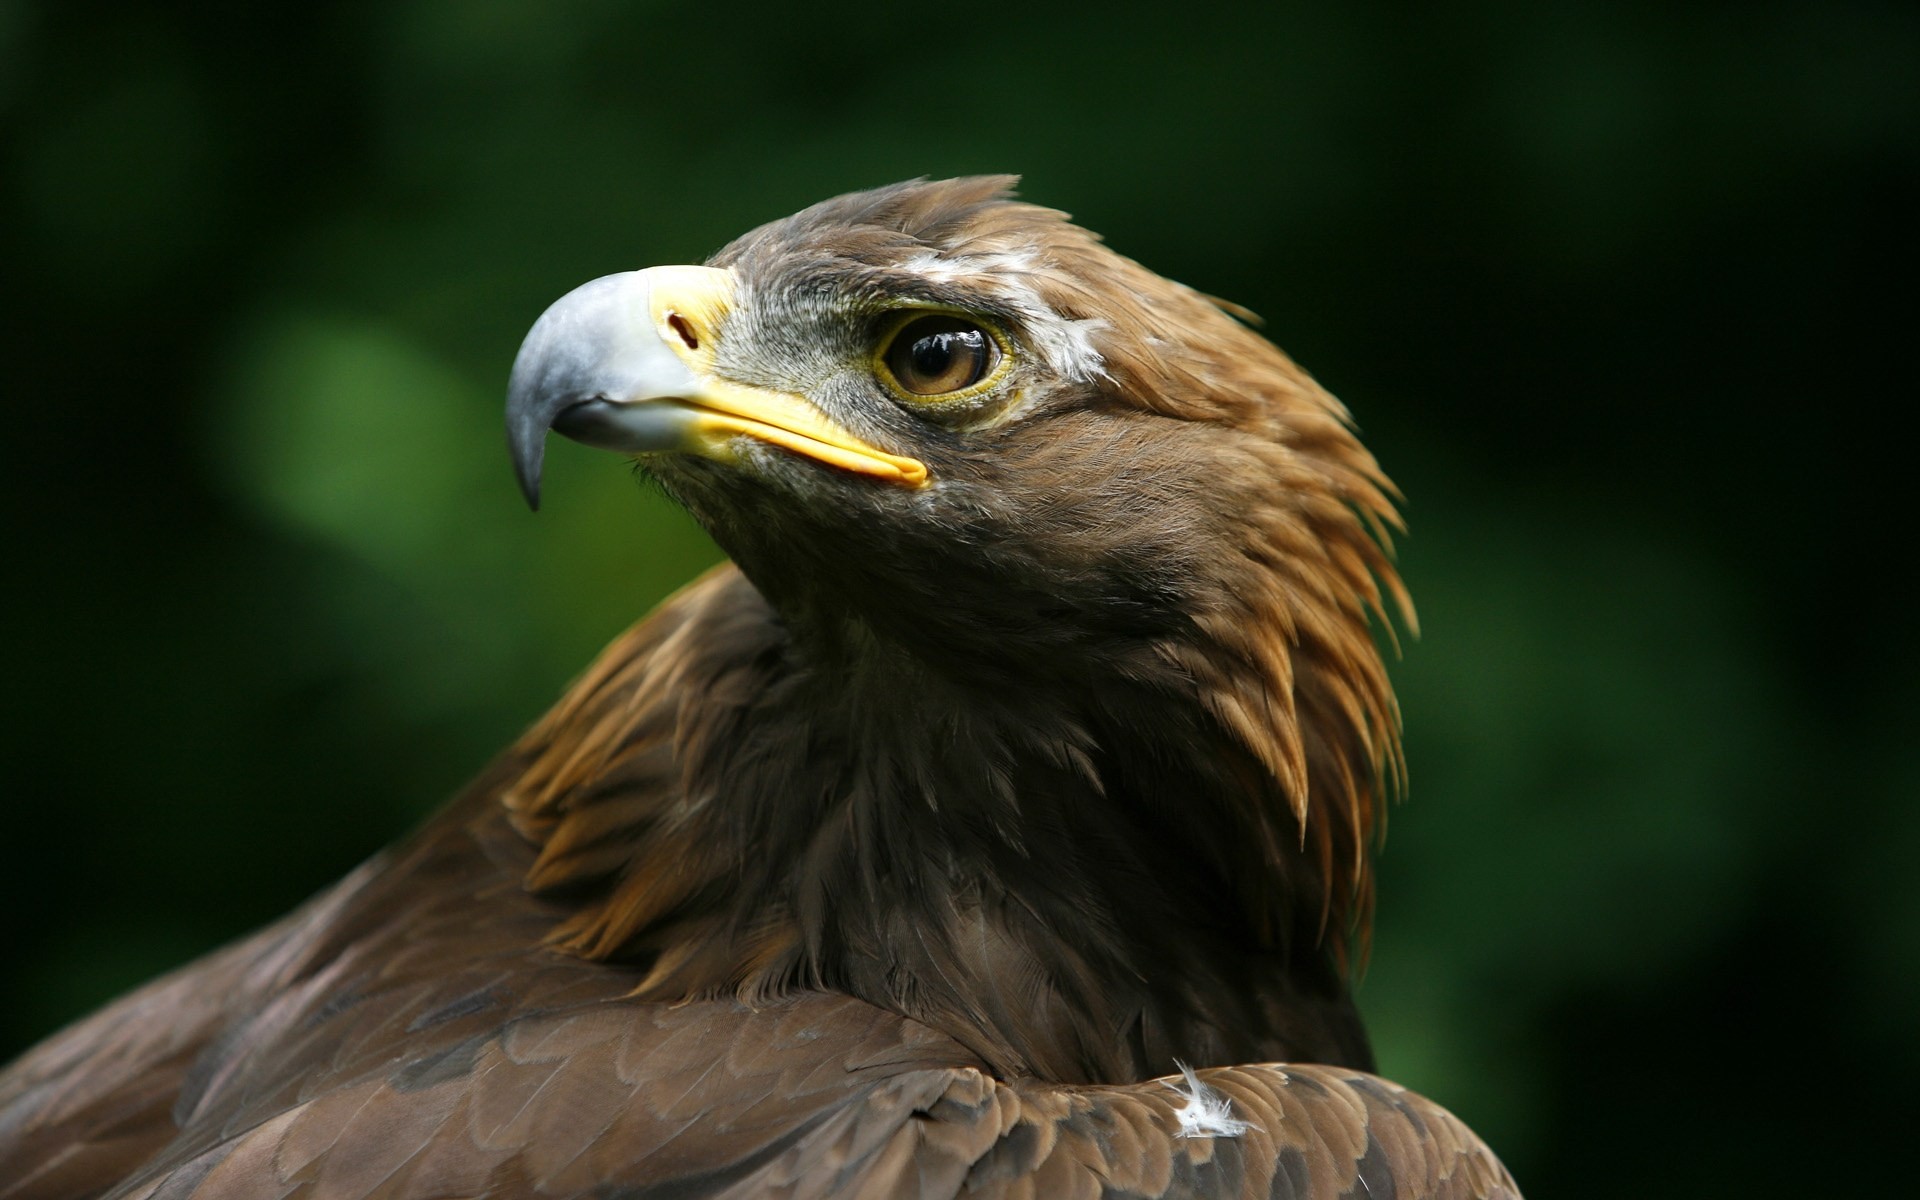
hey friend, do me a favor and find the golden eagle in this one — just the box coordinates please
[0,178,1518,1199]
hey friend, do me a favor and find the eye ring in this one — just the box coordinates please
[875,313,1009,402]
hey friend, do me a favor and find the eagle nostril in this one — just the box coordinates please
[667,312,699,351]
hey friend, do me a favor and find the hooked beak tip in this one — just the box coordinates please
[507,408,547,512]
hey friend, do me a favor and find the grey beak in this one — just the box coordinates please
[504,271,700,510]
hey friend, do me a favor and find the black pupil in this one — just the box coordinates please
[889,317,991,394]
[912,332,964,378]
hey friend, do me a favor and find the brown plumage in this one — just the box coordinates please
[0,178,1518,1198]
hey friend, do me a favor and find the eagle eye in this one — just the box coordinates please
[880,315,1002,398]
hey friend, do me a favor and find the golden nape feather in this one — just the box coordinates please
[0,178,1518,1199]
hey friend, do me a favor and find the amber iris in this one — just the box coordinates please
[882,315,999,396]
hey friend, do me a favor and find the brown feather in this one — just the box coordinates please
[2,788,1515,1198]
[0,178,1514,1198]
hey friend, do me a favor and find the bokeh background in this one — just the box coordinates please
[2,1,1912,1194]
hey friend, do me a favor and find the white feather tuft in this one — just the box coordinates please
[901,249,1036,283]
[1028,313,1108,383]
[1165,1061,1257,1139]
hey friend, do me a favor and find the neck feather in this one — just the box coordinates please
[502,555,1395,1081]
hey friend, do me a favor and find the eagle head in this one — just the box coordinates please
[503,177,1409,1082]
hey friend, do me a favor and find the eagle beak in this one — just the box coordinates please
[505,265,927,510]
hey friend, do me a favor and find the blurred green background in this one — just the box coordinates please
[2,1,1912,1194]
